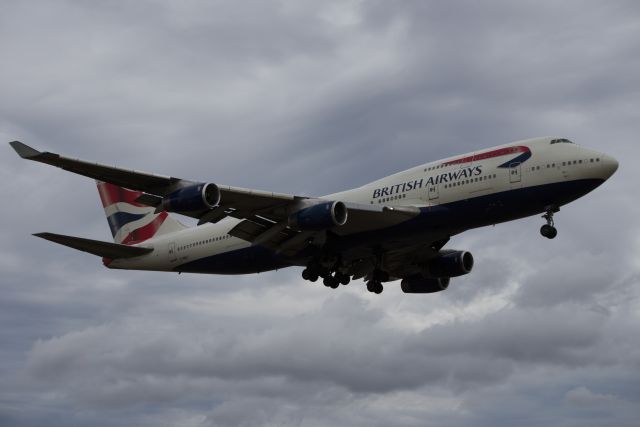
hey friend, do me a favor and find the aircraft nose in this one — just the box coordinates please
[601,154,619,179]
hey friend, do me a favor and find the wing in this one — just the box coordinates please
[10,141,419,255]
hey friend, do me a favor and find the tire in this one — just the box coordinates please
[324,276,338,288]
[338,273,350,285]
[366,281,383,294]
[540,224,557,239]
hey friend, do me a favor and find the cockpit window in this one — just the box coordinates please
[550,138,574,144]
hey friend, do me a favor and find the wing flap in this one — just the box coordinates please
[33,232,153,259]
[333,203,421,235]
[228,220,295,247]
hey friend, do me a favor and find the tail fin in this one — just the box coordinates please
[96,181,187,245]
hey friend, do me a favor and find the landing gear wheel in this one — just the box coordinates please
[366,280,383,294]
[336,273,350,286]
[540,224,558,239]
[324,276,339,289]
[302,268,319,282]
[374,283,383,294]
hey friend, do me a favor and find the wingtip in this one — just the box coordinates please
[9,141,41,158]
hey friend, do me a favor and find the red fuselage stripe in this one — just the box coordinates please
[443,146,529,166]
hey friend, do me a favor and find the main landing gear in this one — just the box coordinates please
[540,206,559,239]
[301,258,386,294]
[301,263,350,289]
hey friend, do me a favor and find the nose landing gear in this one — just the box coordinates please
[540,206,559,239]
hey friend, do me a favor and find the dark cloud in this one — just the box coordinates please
[1,1,640,426]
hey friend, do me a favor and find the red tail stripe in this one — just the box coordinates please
[97,182,145,208]
[120,212,168,245]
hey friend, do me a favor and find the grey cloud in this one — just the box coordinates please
[2,0,640,426]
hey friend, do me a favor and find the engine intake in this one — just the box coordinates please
[290,201,348,231]
[165,183,220,213]
[401,276,450,294]
[428,250,474,277]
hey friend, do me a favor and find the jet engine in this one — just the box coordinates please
[401,276,450,294]
[165,183,220,213]
[428,250,474,277]
[289,201,348,230]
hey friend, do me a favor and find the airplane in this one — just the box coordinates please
[9,137,618,294]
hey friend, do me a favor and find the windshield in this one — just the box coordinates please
[550,138,574,144]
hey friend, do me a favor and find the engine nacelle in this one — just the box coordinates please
[401,276,450,294]
[428,250,474,277]
[165,183,220,213]
[289,201,348,231]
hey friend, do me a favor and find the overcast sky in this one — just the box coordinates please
[1,1,639,426]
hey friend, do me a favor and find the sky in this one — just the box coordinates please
[1,1,639,426]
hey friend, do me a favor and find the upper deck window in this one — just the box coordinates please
[550,138,574,144]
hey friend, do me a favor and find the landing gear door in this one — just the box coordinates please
[509,162,522,184]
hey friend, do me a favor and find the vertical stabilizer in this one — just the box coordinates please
[96,181,187,245]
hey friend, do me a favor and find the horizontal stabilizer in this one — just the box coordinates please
[9,141,41,158]
[33,232,153,259]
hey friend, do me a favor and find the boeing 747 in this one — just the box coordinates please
[10,137,618,294]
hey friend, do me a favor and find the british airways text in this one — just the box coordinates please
[372,166,483,198]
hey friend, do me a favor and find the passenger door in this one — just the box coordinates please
[427,183,439,201]
[509,162,522,185]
